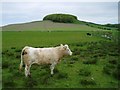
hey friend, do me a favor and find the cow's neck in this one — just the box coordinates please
[55,46,64,60]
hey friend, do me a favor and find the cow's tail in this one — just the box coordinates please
[19,46,28,71]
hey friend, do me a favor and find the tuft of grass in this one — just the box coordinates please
[75,43,84,47]
[103,57,119,80]
[3,73,16,88]
[71,56,79,61]
[103,63,116,75]
[15,54,21,59]
[73,48,81,55]
[112,68,120,80]
[79,68,91,76]
[69,61,75,64]
[2,60,9,69]
[53,68,59,74]
[2,50,15,57]
[103,65,112,74]
[15,49,21,52]
[108,59,117,64]
[3,79,16,88]
[24,77,37,88]
[11,47,16,49]
[83,58,98,64]
[56,72,68,79]
[40,65,50,72]
[39,74,51,85]
[80,77,96,85]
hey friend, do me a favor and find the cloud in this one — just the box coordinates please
[1,2,118,26]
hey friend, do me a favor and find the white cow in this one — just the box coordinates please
[19,44,72,77]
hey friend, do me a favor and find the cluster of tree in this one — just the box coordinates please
[104,24,119,28]
[86,22,119,30]
[86,23,119,30]
[43,14,78,23]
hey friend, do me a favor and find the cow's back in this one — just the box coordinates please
[25,47,57,65]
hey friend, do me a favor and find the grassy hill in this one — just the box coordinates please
[2,13,118,31]
[2,20,118,31]
[1,20,98,31]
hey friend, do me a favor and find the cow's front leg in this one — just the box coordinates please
[50,62,56,75]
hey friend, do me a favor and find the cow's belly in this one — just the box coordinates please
[33,51,54,65]
[37,58,51,65]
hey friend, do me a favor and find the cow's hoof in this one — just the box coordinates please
[50,74,53,77]
[28,74,31,78]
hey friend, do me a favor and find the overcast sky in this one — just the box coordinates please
[1,1,118,26]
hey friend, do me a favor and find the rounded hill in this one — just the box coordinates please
[43,14,78,23]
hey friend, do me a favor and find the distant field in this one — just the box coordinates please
[2,31,104,49]
[2,21,112,31]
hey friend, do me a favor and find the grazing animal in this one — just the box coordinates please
[19,44,72,77]
[86,33,91,36]
[101,34,112,40]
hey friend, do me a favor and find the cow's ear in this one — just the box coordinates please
[63,45,68,49]
[60,44,63,47]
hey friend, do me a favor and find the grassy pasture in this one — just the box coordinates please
[2,31,104,49]
[2,30,119,88]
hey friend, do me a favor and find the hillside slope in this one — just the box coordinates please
[2,20,117,31]
[1,21,105,31]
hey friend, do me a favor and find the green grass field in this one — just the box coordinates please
[2,31,104,49]
[2,30,119,89]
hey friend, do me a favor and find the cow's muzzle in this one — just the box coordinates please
[70,52,72,56]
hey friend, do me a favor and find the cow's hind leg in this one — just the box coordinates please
[50,62,56,75]
[27,65,31,77]
[25,64,31,77]
[25,65,29,77]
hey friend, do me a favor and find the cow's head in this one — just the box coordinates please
[60,44,72,56]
